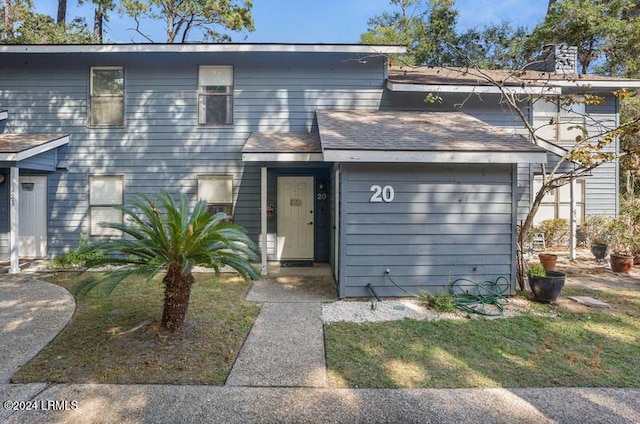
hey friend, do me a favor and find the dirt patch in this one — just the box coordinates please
[543,248,640,291]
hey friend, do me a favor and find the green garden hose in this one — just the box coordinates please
[384,274,511,317]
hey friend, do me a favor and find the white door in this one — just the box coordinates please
[277,176,314,260]
[19,176,48,258]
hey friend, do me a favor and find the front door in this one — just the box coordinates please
[277,176,314,260]
[19,176,48,258]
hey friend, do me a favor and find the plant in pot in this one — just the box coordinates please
[609,216,637,274]
[584,215,614,262]
[527,262,566,303]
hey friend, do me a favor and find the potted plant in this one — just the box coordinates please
[527,262,566,303]
[584,215,614,261]
[609,216,636,274]
[538,253,557,271]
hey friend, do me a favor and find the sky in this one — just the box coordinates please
[33,0,549,43]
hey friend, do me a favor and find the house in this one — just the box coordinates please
[1,43,638,297]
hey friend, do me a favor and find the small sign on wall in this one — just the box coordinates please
[369,185,395,203]
[290,198,302,206]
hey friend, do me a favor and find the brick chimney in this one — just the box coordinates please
[527,44,579,74]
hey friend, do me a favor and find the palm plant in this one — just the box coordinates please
[74,191,259,331]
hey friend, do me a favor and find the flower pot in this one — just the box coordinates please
[528,270,566,303]
[590,243,609,261]
[538,253,558,271]
[610,253,633,274]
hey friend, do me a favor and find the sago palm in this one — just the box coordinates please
[74,191,259,331]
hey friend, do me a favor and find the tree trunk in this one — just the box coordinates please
[160,264,195,331]
[57,0,67,24]
[94,7,103,43]
[4,0,14,40]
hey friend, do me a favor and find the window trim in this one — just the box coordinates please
[197,174,234,219]
[89,66,125,128]
[197,65,234,126]
[89,175,124,237]
[533,175,586,225]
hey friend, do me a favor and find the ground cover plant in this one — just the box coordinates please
[11,272,259,385]
[325,285,640,388]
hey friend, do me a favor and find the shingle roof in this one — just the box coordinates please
[0,133,68,153]
[242,132,321,154]
[388,66,640,87]
[316,109,543,153]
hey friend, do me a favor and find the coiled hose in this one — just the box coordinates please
[385,274,511,317]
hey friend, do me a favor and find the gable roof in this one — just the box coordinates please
[243,110,546,164]
[387,66,640,93]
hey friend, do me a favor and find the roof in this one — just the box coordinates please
[0,133,69,162]
[242,132,322,161]
[243,110,547,164]
[0,43,405,55]
[388,66,640,92]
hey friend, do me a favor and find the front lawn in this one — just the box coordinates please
[325,286,640,388]
[11,272,259,385]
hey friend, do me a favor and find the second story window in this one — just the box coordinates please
[532,96,586,142]
[90,66,124,127]
[198,66,233,125]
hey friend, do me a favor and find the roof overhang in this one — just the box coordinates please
[242,152,323,162]
[322,150,545,163]
[0,43,406,55]
[0,133,69,161]
[386,81,562,95]
[0,110,7,121]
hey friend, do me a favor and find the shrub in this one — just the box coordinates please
[53,235,106,269]
[417,291,457,313]
[539,218,569,248]
[527,262,546,277]
[584,215,614,245]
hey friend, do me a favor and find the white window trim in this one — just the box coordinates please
[533,176,586,225]
[197,65,234,126]
[89,175,124,237]
[89,66,125,127]
[197,174,234,218]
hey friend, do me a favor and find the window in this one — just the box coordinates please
[89,176,124,236]
[198,175,234,217]
[90,67,124,126]
[532,96,586,141]
[533,176,585,225]
[198,66,233,125]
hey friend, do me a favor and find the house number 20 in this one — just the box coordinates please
[369,185,395,203]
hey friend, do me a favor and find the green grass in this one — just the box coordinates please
[325,287,640,388]
[11,272,259,385]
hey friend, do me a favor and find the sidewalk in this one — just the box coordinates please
[1,272,639,423]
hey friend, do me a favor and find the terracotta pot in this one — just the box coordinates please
[538,253,558,271]
[610,253,633,274]
[529,270,566,303]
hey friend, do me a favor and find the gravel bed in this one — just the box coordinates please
[322,297,553,323]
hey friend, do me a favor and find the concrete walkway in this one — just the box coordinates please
[227,275,336,387]
[0,274,75,383]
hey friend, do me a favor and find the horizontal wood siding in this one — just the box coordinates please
[0,52,385,257]
[340,163,514,297]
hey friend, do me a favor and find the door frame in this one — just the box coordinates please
[18,175,48,258]
[276,175,315,260]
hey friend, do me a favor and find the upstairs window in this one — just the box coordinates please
[90,67,124,126]
[198,66,233,125]
[198,175,234,218]
[89,175,124,237]
[532,96,586,142]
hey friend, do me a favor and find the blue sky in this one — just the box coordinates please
[33,0,548,43]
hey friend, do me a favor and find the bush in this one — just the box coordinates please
[539,218,569,248]
[584,215,614,245]
[417,291,457,313]
[53,236,106,269]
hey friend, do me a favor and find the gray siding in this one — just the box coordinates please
[0,52,386,258]
[339,163,515,298]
